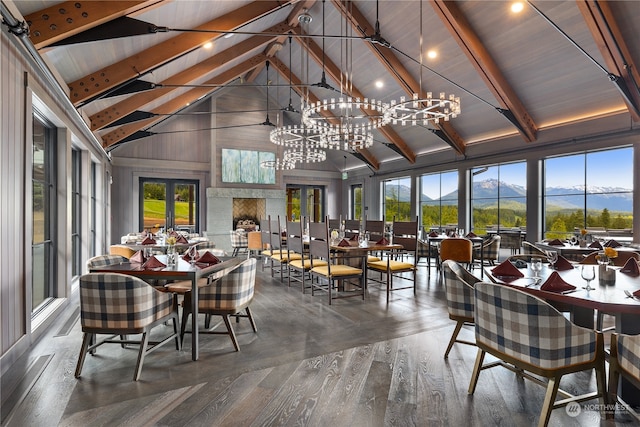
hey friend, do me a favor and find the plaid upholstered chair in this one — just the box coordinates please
[181,257,258,351]
[442,260,482,358]
[229,230,248,256]
[75,273,180,381]
[367,218,419,303]
[609,333,640,418]
[469,282,607,427]
[472,235,501,267]
[86,254,128,270]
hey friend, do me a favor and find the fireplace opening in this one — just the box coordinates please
[232,198,265,230]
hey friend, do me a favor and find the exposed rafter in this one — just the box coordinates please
[577,0,640,121]
[24,0,164,50]
[431,0,537,142]
[88,22,288,131]
[331,0,466,155]
[270,56,380,170]
[101,54,267,148]
[67,1,291,106]
[290,26,416,163]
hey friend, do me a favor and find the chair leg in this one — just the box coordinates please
[596,359,609,407]
[74,332,93,378]
[172,315,181,350]
[133,331,150,381]
[538,376,561,427]
[468,348,486,394]
[444,321,464,359]
[246,307,257,332]
[222,315,240,351]
[180,307,189,345]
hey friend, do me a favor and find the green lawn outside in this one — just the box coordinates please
[143,199,194,226]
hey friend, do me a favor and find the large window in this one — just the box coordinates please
[32,112,56,312]
[140,179,199,232]
[286,185,325,222]
[71,149,81,276]
[382,177,411,221]
[471,162,527,234]
[544,148,633,238]
[351,184,362,220]
[420,171,458,231]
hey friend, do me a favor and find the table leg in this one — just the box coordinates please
[191,276,199,361]
[616,312,640,406]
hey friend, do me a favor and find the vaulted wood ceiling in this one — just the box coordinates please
[12,0,640,171]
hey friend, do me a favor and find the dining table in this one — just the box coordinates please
[485,261,640,404]
[88,255,245,361]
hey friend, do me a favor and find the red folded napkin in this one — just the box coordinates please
[376,237,389,245]
[552,255,574,271]
[634,289,640,298]
[338,239,351,247]
[130,250,146,264]
[540,271,576,293]
[621,258,640,276]
[465,232,477,238]
[142,256,166,269]
[604,239,622,248]
[175,234,189,244]
[169,230,179,237]
[547,238,565,246]
[141,236,156,245]
[428,231,439,238]
[588,241,603,249]
[350,234,359,241]
[491,260,525,277]
[197,251,220,265]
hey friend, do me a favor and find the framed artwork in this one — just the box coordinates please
[221,149,276,184]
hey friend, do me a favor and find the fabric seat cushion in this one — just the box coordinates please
[289,258,328,269]
[271,252,303,262]
[311,265,362,277]
[368,259,415,272]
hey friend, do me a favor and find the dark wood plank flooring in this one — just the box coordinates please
[2,256,638,426]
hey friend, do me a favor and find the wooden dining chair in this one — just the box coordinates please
[367,218,419,303]
[75,272,181,381]
[268,215,301,282]
[286,218,327,292]
[308,219,365,304]
[470,282,608,427]
[438,238,473,276]
[109,244,137,259]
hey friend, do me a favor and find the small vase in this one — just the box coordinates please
[167,245,176,266]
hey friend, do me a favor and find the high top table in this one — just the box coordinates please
[89,255,244,361]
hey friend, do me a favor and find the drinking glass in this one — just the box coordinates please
[581,265,595,290]
[531,257,543,279]
[546,251,558,269]
[188,245,198,267]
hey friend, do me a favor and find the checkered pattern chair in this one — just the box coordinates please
[229,230,248,256]
[86,254,128,270]
[367,218,419,303]
[442,260,482,358]
[609,333,640,418]
[181,258,258,351]
[469,282,607,427]
[472,235,501,267]
[75,273,180,381]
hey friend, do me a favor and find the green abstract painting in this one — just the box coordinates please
[222,149,276,184]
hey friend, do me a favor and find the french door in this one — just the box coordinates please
[140,178,199,233]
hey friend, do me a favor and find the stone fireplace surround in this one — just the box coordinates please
[206,187,286,254]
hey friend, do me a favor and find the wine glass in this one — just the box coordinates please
[546,251,558,269]
[581,265,595,290]
[188,245,198,267]
[530,257,543,280]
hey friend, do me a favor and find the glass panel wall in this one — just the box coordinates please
[471,162,527,234]
[71,149,81,276]
[382,177,411,221]
[351,184,362,220]
[544,147,633,239]
[286,186,324,222]
[140,179,199,233]
[420,170,458,232]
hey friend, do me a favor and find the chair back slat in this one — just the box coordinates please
[286,219,304,255]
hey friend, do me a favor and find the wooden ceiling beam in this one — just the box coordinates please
[68,1,290,106]
[432,0,538,142]
[577,0,640,121]
[290,26,416,163]
[270,56,380,170]
[101,54,266,148]
[89,22,288,131]
[24,0,164,50]
[331,0,466,156]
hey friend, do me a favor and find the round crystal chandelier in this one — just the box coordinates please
[260,157,296,170]
[384,92,461,125]
[269,123,325,148]
[283,146,327,164]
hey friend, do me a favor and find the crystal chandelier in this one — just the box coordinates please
[384,92,461,125]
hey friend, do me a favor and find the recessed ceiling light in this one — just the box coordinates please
[427,50,437,59]
[223,33,234,39]
[511,2,524,13]
[375,80,384,88]
[203,42,213,49]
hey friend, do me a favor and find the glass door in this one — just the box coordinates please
[140,179,199,233]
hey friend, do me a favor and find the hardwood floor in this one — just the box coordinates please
[2,256,637,426]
